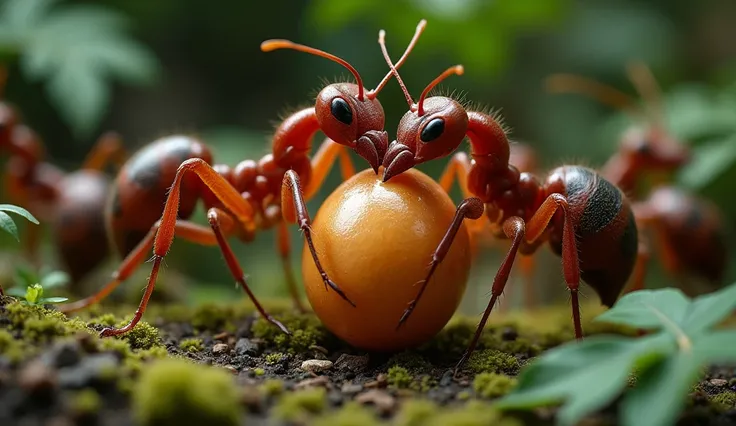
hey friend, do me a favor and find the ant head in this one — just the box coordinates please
[620,126,690,171]
[261,21,427,172]
[377,28,466,181]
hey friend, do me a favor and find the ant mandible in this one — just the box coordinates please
[57,21,427,337]
[546,64,728,291]
[0,67,126,290]
[378,30,642,372]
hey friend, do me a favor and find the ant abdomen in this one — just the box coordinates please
[546,165,639,306]
[106,135,213,256]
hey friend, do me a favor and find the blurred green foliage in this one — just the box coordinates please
[0,0,735,313]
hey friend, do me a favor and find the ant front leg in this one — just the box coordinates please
[396,196,484,328]
[81,131,127,171]
[281,169,356,307]
[456,194,580,373]
[276,139,357,312]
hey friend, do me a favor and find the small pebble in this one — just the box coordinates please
[58,353,118,389]
[355,389,396,415]
[214,331,229,341]
[295,376,330,390]
[212,343,229,355]
[235,338,260,357]
[301,359,333,373]
[710,378,728,387]
[439,369,453,387]
[334,353,369,373]
[222,365,238,374]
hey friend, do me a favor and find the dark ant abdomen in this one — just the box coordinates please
[548,166,638,306]
[105,135,213,256]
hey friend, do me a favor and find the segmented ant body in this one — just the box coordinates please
[378,31,643,372]
[58,22,427,337]
[0,69,125,288]
[546,64,728,290]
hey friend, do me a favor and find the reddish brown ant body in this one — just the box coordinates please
[58,22,428,337]
[378,31,643,372]
[546,64,729,291]
[0,68,126,289]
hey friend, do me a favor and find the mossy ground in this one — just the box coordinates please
[0,295,734,426]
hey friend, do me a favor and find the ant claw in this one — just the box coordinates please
[269,316,292,335]
[322,275,356,307]
[395,301,417,330]
[98,327,118,338]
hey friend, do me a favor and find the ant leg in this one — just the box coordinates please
[281,169,356,307]
[207,208,290,334]
[303,138,356,200]
[81,132,126,171]
[58,220,221,313]
[455,216,526,374]
[277,218,307,313]
[397,197,484,328]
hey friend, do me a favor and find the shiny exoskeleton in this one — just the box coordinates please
[376,31,645,373]
[0,70,123,288]
[59,21,429,338]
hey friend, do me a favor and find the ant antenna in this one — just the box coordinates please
[625,61,664,125]
[378,29,414,107]
[417,65,464,116]
[545,74,642,120]
[371,19,427,98]
[261,39,366,101]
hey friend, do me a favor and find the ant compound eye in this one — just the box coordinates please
[635,142,652,154]
[330,98,353,125]
[420,118,445,142]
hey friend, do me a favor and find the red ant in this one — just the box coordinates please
[546,64,728,292]
[378,30,644,371]
[0,68,126,292]
[57,21,428,337]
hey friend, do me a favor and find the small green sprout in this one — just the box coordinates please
[494,282,736,426]
[7,266,70,305]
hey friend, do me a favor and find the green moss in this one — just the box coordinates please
[70,389,101,415]
[420,317,475,358]
[312,402,378,426]
[387,351,432,373]
[23,317,66,341]
[711,391,736,410]
[179,338,203,353]
[388,365,413,389]
[116,320,162,350]
[0,329,14,351]
[133,346,169,360]
[410,375,437,393]
[273,388,326,422]
[473,373,517,398]
[191,303,233,332]
[465,350,519,374]
[0,330,26,365]
[260,378,284,397]
[265,352,286,365]
[395,399,438,426]
[251,311,328,354]
[133,358,240,426]
[88,314,118,327]
[253,368,265,377]
[5,301,88,339]
[457,391,471,401]
[423,400,521,426]
[99,337,132,358]
[498,337,542,357]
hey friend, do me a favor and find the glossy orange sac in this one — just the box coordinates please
[302,168,472,351]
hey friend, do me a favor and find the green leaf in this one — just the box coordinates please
[622,353,702,426]
[677,136,736,191]
[46,59,108,138]
[39,270,70,290]
[38,297,68,304]
[0,211,19,241]
[682,283,736,334]
[0,204,40,224]
[14,264,38,287]
[25,283,43,304]
[495,336,658,425]
[594,289,690,330]
[693,331,736,364]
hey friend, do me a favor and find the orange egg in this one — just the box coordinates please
[301,167,472,352]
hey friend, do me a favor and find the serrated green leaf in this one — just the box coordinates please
[682,283,736,334]
[622,353,701,426]
[0,211,19,241]
[0,204,39,224]
[38,297,68,304]
[39,270,69,290]
[495,336,661,425]
[594,289,690,329]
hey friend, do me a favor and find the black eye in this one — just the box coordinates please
[330,98,353,125]
[420,118,445,142]
[635,142,652,154]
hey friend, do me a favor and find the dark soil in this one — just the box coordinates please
[0,296,734,426]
